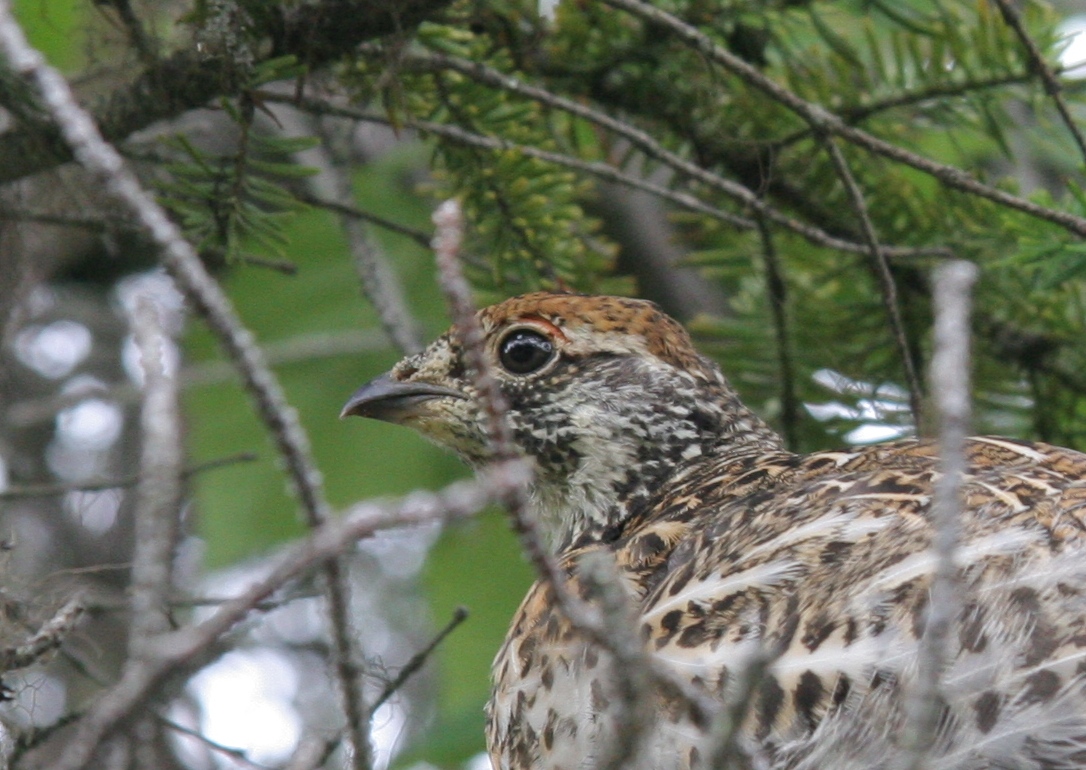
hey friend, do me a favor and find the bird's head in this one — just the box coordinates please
[342,293,782,547]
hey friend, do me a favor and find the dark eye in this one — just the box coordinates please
[498,329,555,375]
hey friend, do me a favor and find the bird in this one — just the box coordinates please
[341,292,1086,770]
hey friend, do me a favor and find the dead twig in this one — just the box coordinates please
[898,260,978,770]
[0,598,84,672]
[126,296,183,654]
[430,200,718,739]
[0,12,367,768]
[0,452,258,501]
[14,461,528,770]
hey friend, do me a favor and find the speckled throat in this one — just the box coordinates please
[505,350,787,550]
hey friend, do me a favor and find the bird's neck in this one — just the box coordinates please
[525,371,789,553]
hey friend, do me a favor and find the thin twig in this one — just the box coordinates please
[344,97,745,228]
[208,248,299,275]
[295,191,432,248]
[371,606,469,711]
[0,12,370,768]
[824,138,924,428]
[0,452,257,501]
[601,0,1086,238]
[126,296,183,654]
[898,260,977,770]
[432,200,516,456]
[317,130,423,355]
[265,91,947,260]
[431,201,674,757]
[283,734,340,770]
[159,718,275,770]
[53,633,279,770]
[706,645,780,770]
[320,571,370,769]
[989,0,1086,167]
[96,0,157,65]
[0,598,84,671]
[756,216,798,450]
[772,69,1041,151]
[16,461,529,770]
[577,552,656,770]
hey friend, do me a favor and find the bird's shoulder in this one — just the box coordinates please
[633,434,1086,563]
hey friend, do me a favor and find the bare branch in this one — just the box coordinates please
[126,296,183,654]
[291,107,424,355]
[0,598,84,672]
[159,718,274,770]
[284,734,340,770]
[96,0,157,65]
[0,12,370,767]
[706,644,780,770]
[824,139,924,428]
[899,260,978,770]
[576,552,655,770]
[23,461,529,770]
[601,0,1086,238]
[432,200,516,456]
[431,200,718,732]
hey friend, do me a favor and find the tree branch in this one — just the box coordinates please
[602,0,1086,238]
[272,90,945,260]
[0,0,453,186]
[989,0,1086,167]
[381,48,950,260]
[825,138,924,428]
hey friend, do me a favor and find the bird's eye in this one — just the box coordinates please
[498,329,555,375]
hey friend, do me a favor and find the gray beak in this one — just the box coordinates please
[340,373,465,422]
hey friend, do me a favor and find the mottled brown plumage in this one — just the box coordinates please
[343,292,1086,770]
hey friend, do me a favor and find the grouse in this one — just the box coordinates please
[342,292,1086,770]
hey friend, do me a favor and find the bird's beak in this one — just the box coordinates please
[340,373,465,423]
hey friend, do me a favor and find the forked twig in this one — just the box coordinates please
[0,11,368,768]
[430,200,718,740]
